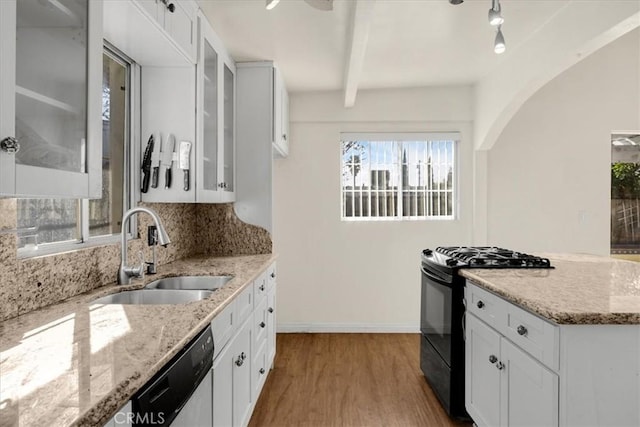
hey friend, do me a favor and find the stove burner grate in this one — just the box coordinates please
[435,246,553,268]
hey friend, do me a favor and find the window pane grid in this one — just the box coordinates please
[341,138,456,220]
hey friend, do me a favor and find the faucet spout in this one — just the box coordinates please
[118,207,171,285]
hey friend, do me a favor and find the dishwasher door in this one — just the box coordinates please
[132,326,214,426]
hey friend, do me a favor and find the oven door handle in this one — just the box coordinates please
[420,266,453,287]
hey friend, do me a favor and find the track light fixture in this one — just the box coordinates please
[488,0,504,26]
[266,0,280,10]
[494,26,506,54]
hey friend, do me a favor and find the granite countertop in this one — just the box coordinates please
[0,253,277,427]
[460,253,640,325]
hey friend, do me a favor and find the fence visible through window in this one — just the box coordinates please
[341,134,457,220]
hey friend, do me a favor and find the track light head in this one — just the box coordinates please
[488,0,503,26]
[494,26,506,54]
[266,0,280,10]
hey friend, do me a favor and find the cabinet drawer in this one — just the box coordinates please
[211,299,236,359]
[251,340,268,402]
[466,282,505,331]
[254,273,268,308]
[254,298,268,348]
[266,263,276,291]
[236,284,254,326]
[503,302,559,371]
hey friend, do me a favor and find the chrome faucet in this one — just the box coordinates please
[118,207,171,285]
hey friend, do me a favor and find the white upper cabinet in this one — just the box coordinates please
[0,0,103,198]
[103,0,197,66]
[196,12,235,203]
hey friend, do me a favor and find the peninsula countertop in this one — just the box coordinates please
[460,253,640,325]
[0,253,276,427]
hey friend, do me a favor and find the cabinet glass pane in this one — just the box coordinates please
[14,0,88,173]
[202,40,218,191]
[223,64,234,191]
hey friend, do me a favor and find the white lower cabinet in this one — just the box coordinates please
[211,262,277,427]
[466,313,558,427]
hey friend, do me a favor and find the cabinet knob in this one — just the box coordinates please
[235,352,246,366]
[476,300,485,309]
[282,134,287,141]
[268,307,274,313]
[260,368,266,375]
[1,137,20,154]
[517,325,528,336]
[167,2,175,12]
[496,361,505,370]
[260,321,266,328]
[259,284,265,291]
[270,272,276,279]
[489,355,498,364]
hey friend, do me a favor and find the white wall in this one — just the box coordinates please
[487,29,640,255]
[273,87,475,331]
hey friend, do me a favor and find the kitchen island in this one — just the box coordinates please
[0,254,276,427]
[460,253,640,427]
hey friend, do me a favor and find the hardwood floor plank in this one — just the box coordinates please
[249,333,471,427]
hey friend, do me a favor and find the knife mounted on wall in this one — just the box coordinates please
[141,134,154,193]
[179,141,192,191]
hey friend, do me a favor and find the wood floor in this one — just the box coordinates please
[248,333,471,427]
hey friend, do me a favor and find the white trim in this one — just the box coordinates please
[341,132,461,142]
[276,323,420,333]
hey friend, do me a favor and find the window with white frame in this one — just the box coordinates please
[16,47,136,254]
[341,133,458,220]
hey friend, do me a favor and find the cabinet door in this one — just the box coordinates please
[220,59,235,197]
[501,339,559,427]
[233,317,253,427]
[1,0,102,198]
[266,284,276,365]
[466,314,501,427]
[171,370,213,427]
[162,1,196,62]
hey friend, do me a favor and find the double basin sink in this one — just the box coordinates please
[92,275,233,305]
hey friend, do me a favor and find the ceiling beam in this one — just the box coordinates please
[343,0,376,108]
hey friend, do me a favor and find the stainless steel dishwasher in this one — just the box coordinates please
[131,326,214,426]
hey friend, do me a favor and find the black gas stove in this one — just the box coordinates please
[422,246,553,271]
[419,246,553,420]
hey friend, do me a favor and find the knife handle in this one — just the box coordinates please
[165,168,172,189]
[183,170,190,191]
[151,167,159,188]
[142,170,150,193]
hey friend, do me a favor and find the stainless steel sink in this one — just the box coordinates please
[145,275,234,291]
[92,289,213,305]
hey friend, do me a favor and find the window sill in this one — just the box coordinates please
[17,234,131,260]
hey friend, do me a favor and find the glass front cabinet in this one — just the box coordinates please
[0,0,103,198]
[196,11,235,203]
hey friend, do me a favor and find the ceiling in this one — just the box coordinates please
[199,0,570,93]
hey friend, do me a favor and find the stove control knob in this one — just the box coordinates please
[445,258,458,266]
[423,249,433,256]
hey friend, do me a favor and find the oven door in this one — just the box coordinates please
[420,265,453,366]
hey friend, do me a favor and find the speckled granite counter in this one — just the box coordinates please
[460,253,640,325]
[0,254,276,427]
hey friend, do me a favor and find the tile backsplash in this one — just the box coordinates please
[0,201,271,321]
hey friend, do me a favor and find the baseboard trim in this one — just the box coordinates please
[276,323,420,333]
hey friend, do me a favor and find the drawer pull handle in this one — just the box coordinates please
[260,368,266,375]
[268,307,274,313]
[235,352,246,367]
[517,325,528,336]
[489,355,498,364]
[259,284,265,291]
[260,321,266,328]
[477,300,485,309]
